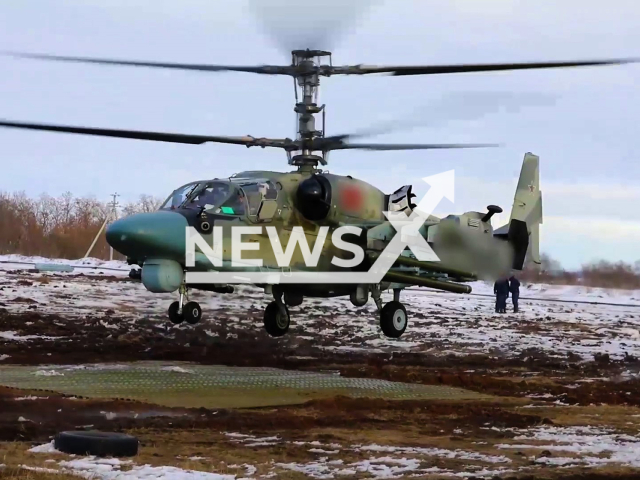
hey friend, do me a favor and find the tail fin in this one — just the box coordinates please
[494,152,543,269]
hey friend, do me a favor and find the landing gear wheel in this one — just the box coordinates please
[263,301,290,337]
[168,301,183,325]
[183,301,202,325]
[380,301,408,338]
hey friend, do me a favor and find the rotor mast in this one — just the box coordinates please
[288,49,331,171]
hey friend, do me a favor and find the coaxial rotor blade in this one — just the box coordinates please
[323,91,557,145]
[9,52,637,78]
[4,52,293,75]
[0,119,292,148]
[331,58,640,76]
[323,142,499,151]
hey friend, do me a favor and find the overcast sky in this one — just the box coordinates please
[0,0,639,269]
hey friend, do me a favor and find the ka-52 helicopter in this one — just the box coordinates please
[0,45,637,338]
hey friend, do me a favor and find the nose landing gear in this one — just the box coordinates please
[168,284,202,325]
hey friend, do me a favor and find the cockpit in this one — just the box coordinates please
[159,178,278,218]
[160,181,203,210]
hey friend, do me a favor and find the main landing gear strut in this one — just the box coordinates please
[370,285,408,338]
[379,288,408,338]
[168,284,202,325]
[260,285,409,339]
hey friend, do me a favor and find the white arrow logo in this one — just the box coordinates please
[415,170,455,218]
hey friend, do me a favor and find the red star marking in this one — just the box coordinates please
[340,185,363,212]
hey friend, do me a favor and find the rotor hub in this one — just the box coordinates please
[290,154,326,168]
[291,49,331,59]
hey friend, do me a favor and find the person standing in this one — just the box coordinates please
[509,275,521,313]
[494,277,509,313]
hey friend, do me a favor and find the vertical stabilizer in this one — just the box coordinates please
[495,152,543,268]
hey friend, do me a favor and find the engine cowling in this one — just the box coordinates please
[295,175,332,222]
[141,259,184,293]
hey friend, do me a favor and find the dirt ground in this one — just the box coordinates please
[1,271,640,479]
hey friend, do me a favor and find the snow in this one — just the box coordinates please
[26,449,237,480]
[28,441,61,454]
[0,331,58,341]
[269,426,640,478]
[275,457,515,479]
[5,254,640,478]
[354,444,510,464]
[22,427,640,478]
[31,369,64,376]
[58,458,236,479]
[224,432,281,447]
[309,448,340,454]
[20,465,61,474]
[0,254,129,274]
[227,434,516,478]
[161,366,196,374]
[461,281,640,306]
[496,426,640,468]
[2,253,640,360]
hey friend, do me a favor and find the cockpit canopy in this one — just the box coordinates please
[160,181,204,210]
[160,178,278,217]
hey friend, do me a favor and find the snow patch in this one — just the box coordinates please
[32,369,64,376]
[58,457,235,479]
[161,366,196,374]
[29,441,61,454]
[496,426,640,468]
[0,331,57,341]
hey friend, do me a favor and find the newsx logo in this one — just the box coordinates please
[183,171,454,284]
[186,225,366,269]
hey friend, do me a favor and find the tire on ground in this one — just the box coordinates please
[54,431,139,457]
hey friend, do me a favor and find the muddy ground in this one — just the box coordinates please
[1,270,640,479]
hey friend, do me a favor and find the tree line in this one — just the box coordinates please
[0,191,162,260]
[519,253,640,290]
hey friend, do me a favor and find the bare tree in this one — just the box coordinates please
[122,194,163,217]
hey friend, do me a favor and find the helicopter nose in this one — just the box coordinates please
[106,211,188,260]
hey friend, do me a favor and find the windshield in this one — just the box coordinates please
[181,180,246,215]
[160,181,204,210]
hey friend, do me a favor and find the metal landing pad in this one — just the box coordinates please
[0,362,491,408]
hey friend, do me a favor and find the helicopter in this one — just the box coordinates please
[0,47,636,338]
